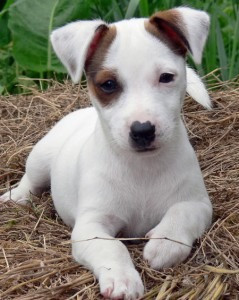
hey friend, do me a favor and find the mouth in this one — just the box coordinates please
[136,147,157,152]
[128,138,158,153]
[131,146,160,155]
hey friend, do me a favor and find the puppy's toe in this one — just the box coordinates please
[143,237,191,269]
[101,285,114,298]
[99,266,144,299]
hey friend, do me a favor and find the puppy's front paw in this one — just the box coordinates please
[0,188,29,205]
[143,232,192,269]
[99,266,144,300]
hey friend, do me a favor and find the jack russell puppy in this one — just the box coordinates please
[1,7,212,300]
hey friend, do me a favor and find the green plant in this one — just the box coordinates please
[0,0,238,95]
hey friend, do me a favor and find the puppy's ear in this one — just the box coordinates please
[148,7,210,64]
[51,20,108,83]
[186,67,211,109]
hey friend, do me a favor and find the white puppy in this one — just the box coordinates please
[1,7,212,300]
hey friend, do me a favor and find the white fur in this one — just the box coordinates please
[176,7,210,64]
[51,20,106,83]
[186,67,211,109]
[1,7,212,300]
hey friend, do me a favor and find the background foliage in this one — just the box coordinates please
[0,0,238,94]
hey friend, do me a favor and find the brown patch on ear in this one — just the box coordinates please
[145,10,191,57]
[85,24,110,68]
[85,25,116,74]
[85,25,119,106]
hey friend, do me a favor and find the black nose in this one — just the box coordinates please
[130,121,155,149]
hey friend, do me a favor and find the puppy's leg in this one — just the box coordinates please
[1,142,51,205]
[72,213,144,300]
[143,200,212,269]
[1,174,36,204]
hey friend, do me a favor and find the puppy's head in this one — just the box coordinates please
[51,7,210,153]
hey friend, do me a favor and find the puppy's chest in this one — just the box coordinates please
[122,195,164,237]
[114,170,172,237]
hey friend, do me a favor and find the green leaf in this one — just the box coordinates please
[204,10,217,75]
[0,85,4,94]
[216,20,228,81]
[111,0,123,21]
[0,11,10,46]
[139,0,149,17]
[0,0,8,11]
[0,0,19,17]
[125,0,140,19]
[8,0,91,73]
[229,7,239,79]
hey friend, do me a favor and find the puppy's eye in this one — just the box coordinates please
[100,80,118,93]
[159,73,174,83]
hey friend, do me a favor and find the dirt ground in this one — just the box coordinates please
[0,79,238,299]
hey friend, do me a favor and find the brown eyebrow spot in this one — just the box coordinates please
[145,10,190,57]
[94,69,117,84]
[88,69,122,107]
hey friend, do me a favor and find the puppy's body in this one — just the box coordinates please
[1,8,212,300]
[27,105,208,234]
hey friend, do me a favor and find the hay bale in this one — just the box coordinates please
[0,80,238,299]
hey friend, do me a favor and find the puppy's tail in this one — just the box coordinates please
[186,67,212,109]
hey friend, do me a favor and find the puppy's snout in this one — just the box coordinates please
[130,121,155,149]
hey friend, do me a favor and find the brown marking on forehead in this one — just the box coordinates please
[88,69,122,107]
[145,9,191,57]
[85,25,122,106]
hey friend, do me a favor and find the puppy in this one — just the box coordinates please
[1,7,212,300]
